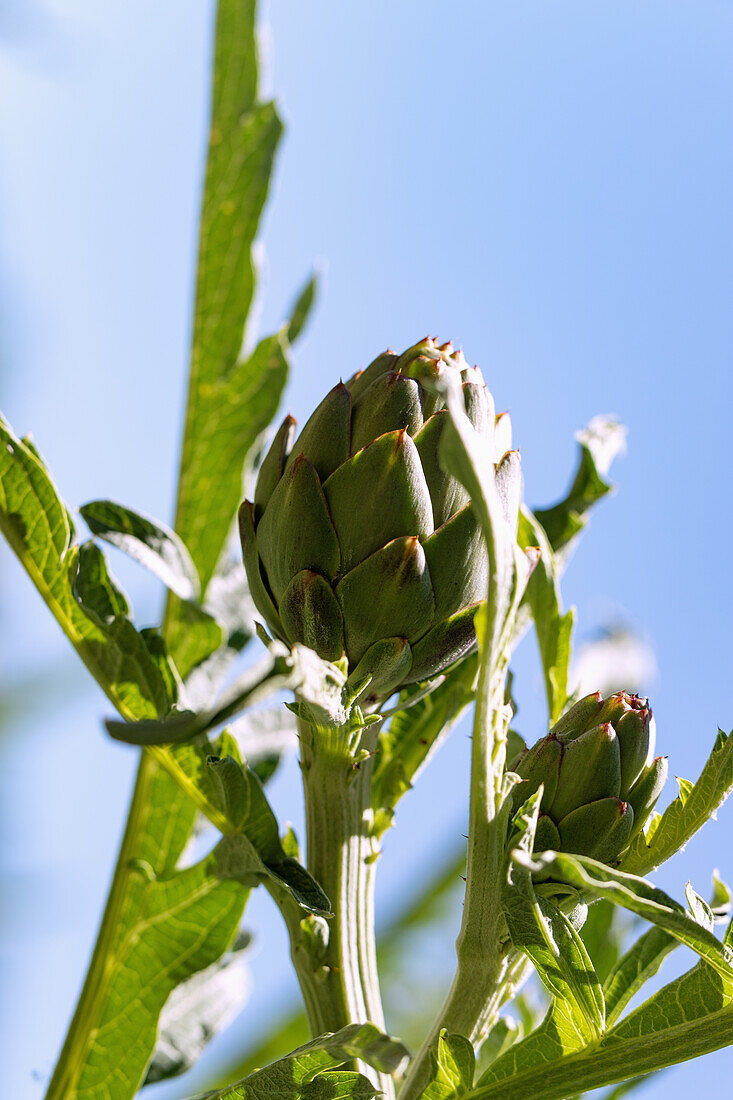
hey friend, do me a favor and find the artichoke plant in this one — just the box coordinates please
[239,338,518,701]
[511,691,668,863]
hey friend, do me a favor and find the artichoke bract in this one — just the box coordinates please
[239,338,517,701]
[511,691,668,864]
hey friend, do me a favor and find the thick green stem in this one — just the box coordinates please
[400,648,512,1099]
[44,752,157,1100]
[281,715,393,1097]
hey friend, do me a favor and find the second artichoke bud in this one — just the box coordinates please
[239,338,520,701]
[511,691,668,865]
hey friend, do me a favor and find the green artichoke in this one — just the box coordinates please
[510,691,668,864]
[239,338,518,701]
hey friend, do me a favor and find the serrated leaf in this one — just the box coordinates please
[518,507,574,723]
[622,728,733,876]
[171,38,318,600]
[198,1024,409,1100]
[0,416,170,721]
[472,877,733,1099]
[518,850,733,979]
[173,0,284,593]
[80,499,200,601]
[371,655,477,836]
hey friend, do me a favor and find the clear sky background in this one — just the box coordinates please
[1,2,732,1098]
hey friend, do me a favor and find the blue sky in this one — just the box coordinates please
[1,2,732,1097]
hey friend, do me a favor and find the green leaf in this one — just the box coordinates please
[173,0,284,591]
[517,850,733,979]
[518,507,574,723]
[598,873,733,1030]
[622,728,733,876]
[0,416,170,721]
[579,900,626,985]
[172,0,322,594]
[177,331,291,596]
[534,416,626,563]
[422,1030,475,1099]
[105,650,295,745]
[166,599,226,684]
[80,499,200,601]
[142,723,330,914]
[204,1070,379,1100]
[469,956,733,1099]
[44,756,247,1100]
[503,858,605,1043]
[144,932,252,1084]
[198,1024,409,1100]
[215,832,331,916]
[73,858,244,1099]
[371,655,477,836]
[603,926,678,1028]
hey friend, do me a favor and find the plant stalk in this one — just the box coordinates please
[399,643,513,1098]
[279,715,393,1097]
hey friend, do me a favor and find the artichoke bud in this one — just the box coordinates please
[241,339,503,701]
[515,690,666,865]
[615,708,652,796]
[548,723,621,821]
[548,691,603,741]
[511,734,562,812]
[627,756,668,838]
[557,797,634,863]
[535,813,561,852]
